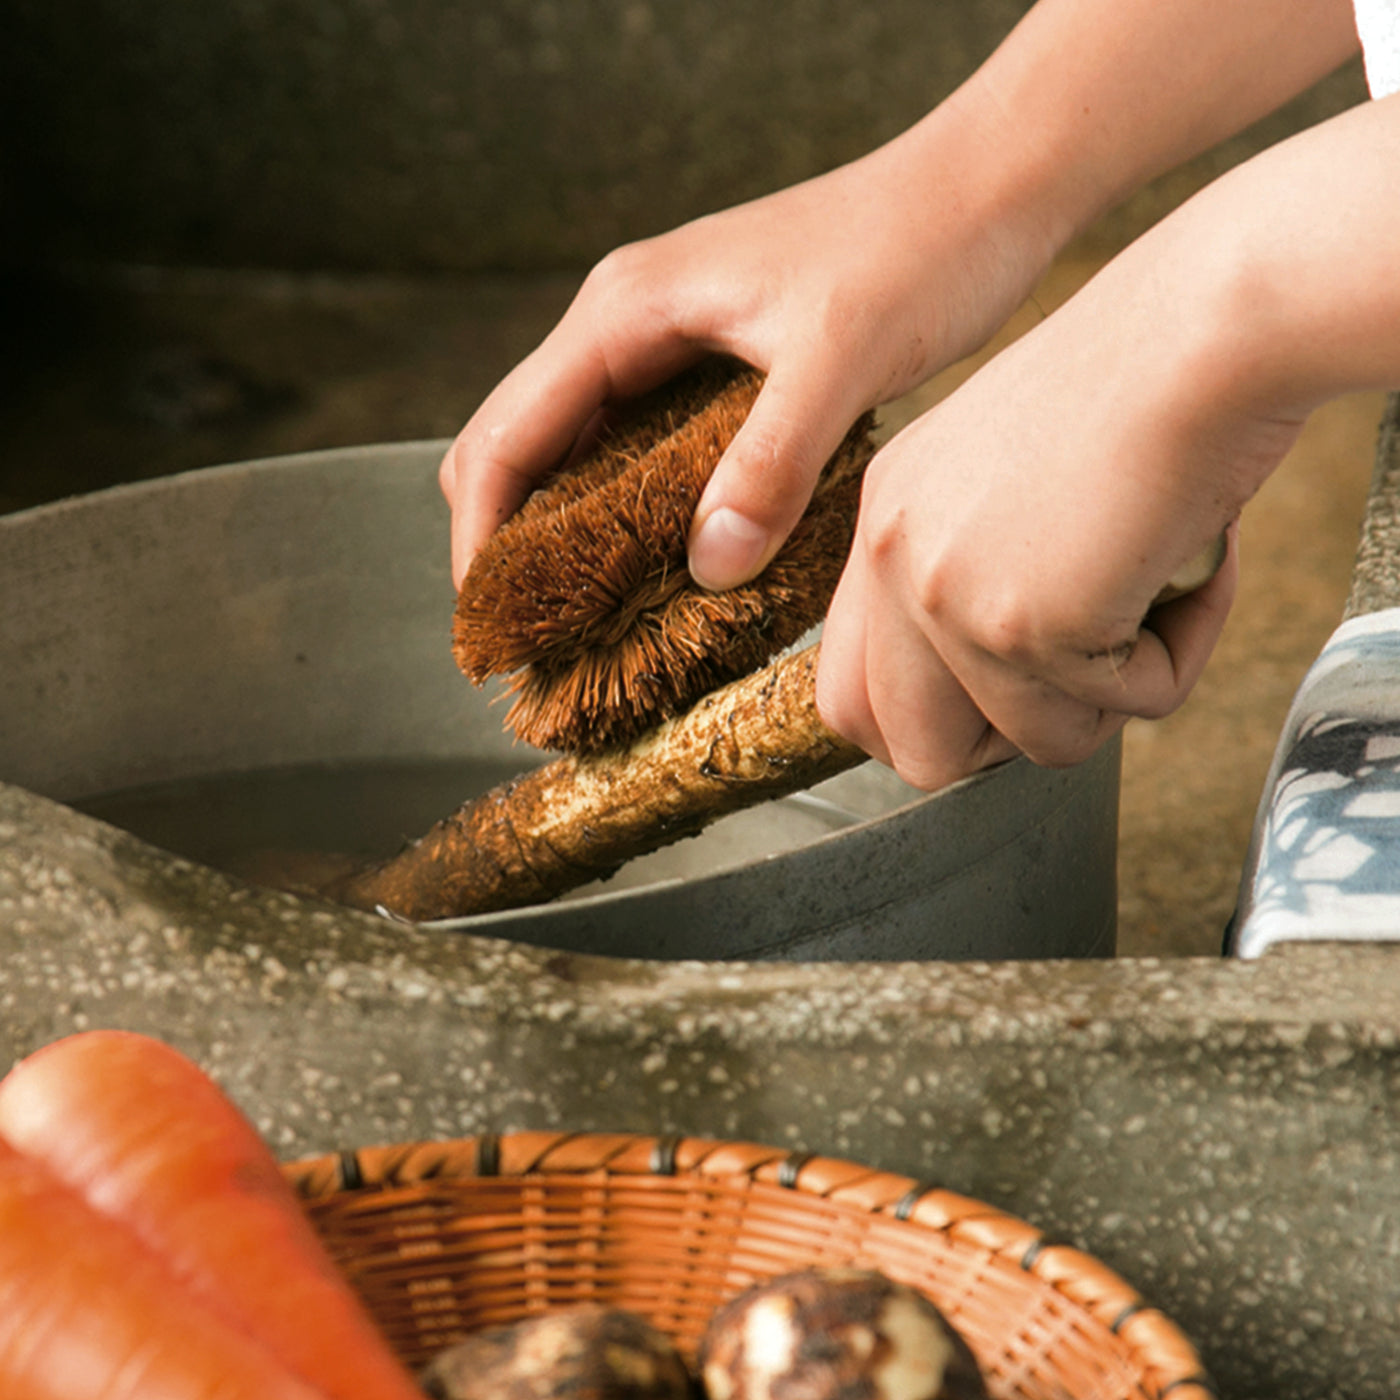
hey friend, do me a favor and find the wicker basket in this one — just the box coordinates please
[283,1131,1215,1400]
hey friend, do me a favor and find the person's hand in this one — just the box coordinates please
[440,96,1062,590]
[813,207,1301,791]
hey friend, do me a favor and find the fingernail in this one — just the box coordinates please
[689,508,769,590]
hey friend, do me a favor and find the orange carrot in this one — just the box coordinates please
[0,1031,421,1400]
[0,1134,325,1400]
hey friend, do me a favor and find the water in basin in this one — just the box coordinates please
[75,758,866,902]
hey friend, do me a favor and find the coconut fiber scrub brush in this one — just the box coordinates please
[327,356,877,922]
[450,356,873,752]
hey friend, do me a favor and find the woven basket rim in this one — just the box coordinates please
[283,1129,1216,1400]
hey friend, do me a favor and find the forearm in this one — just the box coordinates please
[1228,93,1400,411]
[902,0,1361,263]
[1128,88,1400,462]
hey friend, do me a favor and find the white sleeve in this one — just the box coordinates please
[1355,0,1400,96]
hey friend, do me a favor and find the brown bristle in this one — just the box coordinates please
[452,355,876,753]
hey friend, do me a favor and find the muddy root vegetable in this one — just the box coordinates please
[420,1304,695,1400]
[0,1031,420,1400]
[0,1134,326,1400]
[329,643,863,921]
[697,1270,988,1400]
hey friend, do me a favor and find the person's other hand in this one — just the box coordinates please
[814,218,1299,790]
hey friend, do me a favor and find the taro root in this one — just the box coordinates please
[696,1269,987,1400]
[419,1304,695,1400]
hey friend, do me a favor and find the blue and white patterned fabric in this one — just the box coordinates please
[1232,607,1400,956]
[1229,16,1400,952]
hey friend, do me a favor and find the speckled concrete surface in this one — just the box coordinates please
[3,778,1399,1400]
[1349,392,1400,618]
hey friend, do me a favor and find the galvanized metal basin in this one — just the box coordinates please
[0,444,1119,960]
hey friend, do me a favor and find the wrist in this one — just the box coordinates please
[932,65,1100,262]
[1158,98,1400,433]
[872,83,1072,329]
[1014,192,1311,525]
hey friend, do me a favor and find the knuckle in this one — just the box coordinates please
[455,413,526,483]
[890,755,956,793]
[1019,708,1123,770]
[1125,684,1187,723]
[451,413,493,465]
[579,241,656,315]
[957,588,1104,679]
[854,476,915,572]
[804,283,871,352]
[909,551,957,620]
[441,421,545,530]
[1022,733,1099,770]
[718,428,823,533]
[972,597,1046,666]
[468,415,515,466]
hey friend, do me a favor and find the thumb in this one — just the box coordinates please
[687,365,868,591]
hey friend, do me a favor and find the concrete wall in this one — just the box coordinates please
[2,0,1368,273]
[4,776,1400,1400]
